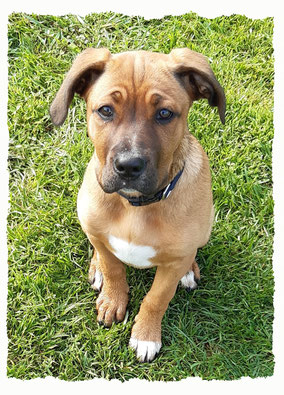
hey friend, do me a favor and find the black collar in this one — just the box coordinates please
[117,167,184,207]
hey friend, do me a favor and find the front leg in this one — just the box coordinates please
[130,252,196,362]
[88,235,129,327]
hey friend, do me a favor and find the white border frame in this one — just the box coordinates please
[1,2,283,393]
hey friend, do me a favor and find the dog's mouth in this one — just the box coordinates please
[99,170,159,197]
[118,188,143,197]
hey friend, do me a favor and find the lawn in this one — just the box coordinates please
[7,12,274,381]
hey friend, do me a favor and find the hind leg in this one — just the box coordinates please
[88,249,103,292]
[180,260,200,291]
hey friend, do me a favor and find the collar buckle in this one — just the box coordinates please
[161,183,172,200]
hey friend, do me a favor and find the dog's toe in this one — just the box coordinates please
[96,288,128,327]
[180,270,198,291]
[129,338,161,362]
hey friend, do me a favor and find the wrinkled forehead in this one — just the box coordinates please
[92,51,188,104]
[108,51,169,82]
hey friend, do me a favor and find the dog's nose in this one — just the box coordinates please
[114,156,146,179]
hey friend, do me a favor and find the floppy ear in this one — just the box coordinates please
[50,48,111,126]
[170,48,226,124]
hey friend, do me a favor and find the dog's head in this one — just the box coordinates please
[50,48,225,197]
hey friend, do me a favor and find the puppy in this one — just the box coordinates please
[50,47,225,362]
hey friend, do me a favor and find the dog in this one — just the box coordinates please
[50,47,225,362]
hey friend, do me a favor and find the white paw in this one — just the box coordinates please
[90,269,103,292]
[129,338,162,362]
[180,270,198,291]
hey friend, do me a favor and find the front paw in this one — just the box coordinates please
[129,317,162,362]
[96,288,128,327]
[129,337,161,363]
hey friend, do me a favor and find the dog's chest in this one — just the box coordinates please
[108,234,156,268]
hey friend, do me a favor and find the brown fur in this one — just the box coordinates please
[50,47,225,361]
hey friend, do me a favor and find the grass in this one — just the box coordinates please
[7,12,274,381]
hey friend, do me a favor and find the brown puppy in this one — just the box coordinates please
[50,48,225,362]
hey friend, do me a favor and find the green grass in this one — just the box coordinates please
[7,12,274,381]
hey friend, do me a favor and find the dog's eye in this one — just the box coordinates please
[156,109,174,123]
[97,106,114,120]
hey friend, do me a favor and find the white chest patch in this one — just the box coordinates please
[108,235,156,268]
